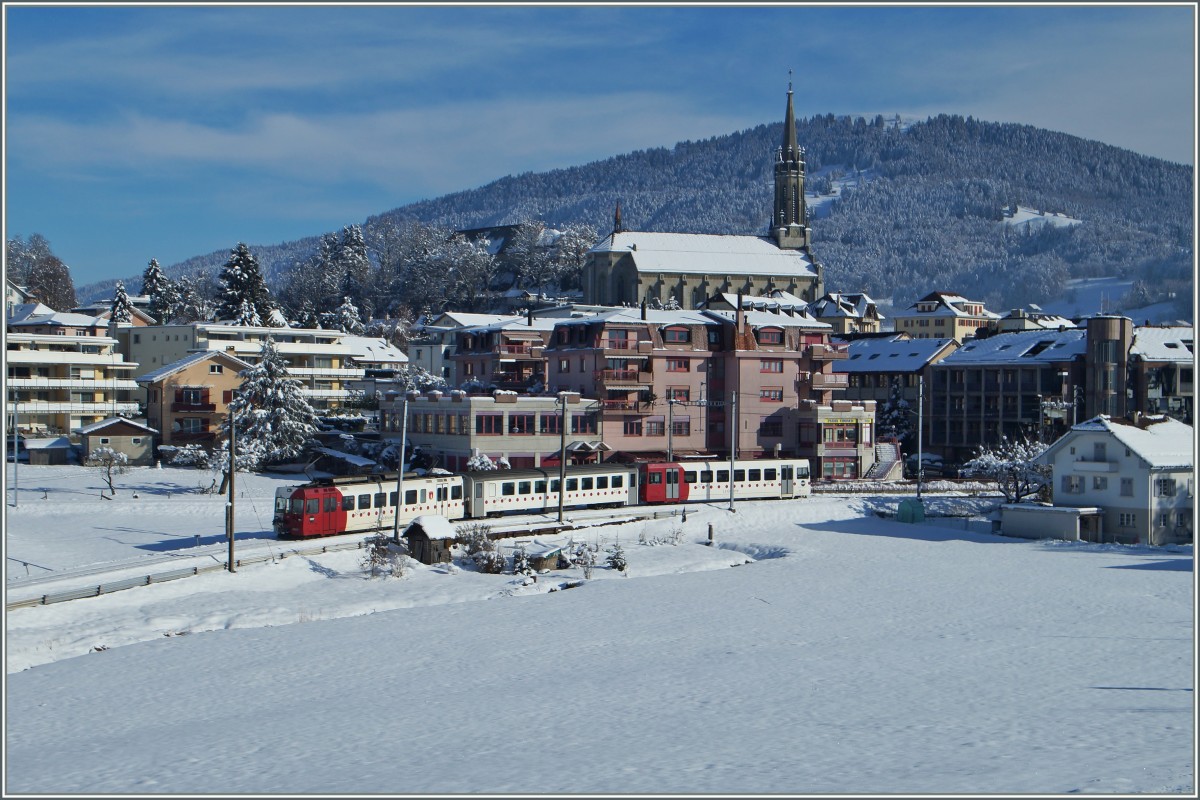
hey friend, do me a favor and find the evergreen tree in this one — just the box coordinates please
[337,224,372,316]
[333,296,365,334]
[140,258,179,324]
[215,242,274,325]
[877,379,914,446]
[108,281,135,324]
[224,336,319,469]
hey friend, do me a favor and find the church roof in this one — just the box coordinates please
[589,231,818,278]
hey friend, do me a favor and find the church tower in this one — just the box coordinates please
[773,81,810,250]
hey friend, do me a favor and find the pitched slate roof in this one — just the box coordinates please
[937,329,1086,366]
[835,336,957,373]
[590,231,818,278]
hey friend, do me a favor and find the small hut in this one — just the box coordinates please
[402,515,457,565]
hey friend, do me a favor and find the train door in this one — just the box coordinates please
[665,467,681,501]
[309,489,342,537]
[781,464,794,497]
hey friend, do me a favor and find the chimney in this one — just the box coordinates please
[736,291,745,335]
[527,307,533,326]
[641,299,647,320]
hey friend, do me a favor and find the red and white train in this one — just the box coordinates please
[272,458,811,539]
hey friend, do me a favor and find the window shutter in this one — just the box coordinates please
[201,419,210,431]
[174,389,184,403]
[223,390,233,404]
[201,388,211,403]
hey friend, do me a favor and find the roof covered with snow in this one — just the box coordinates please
[703,309,831,330]
[937,329,1086,366]
[403,514,459,540]
[1130,326,1194,362]
[835,336,958,373]
[75,417,159,436]
[135,350,253,385]
[312,447,377,468]
[810,292,883,320]
[339,336,409,364]
[1045,415,1194,470]
[7,309,107,329]
[590,231,818,278]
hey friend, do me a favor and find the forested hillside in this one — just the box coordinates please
[79,113,1193,317]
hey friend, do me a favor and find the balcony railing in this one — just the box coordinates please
[495,344,533,355]
[809,344,849,361]
[810,373,849,389]
[601,399,639,410]
[171,402,217,413]
[595,369,651,384]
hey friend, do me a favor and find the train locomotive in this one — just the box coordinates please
[272,457,810,539]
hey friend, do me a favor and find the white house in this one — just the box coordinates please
[1034,414,1193,546]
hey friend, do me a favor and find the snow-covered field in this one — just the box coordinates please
[4,464,1195,794]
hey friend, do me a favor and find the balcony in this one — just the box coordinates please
[595,369,652,386]
[601,399,639,411]
[810,373,849,389]
[495,344,533,356]
[809,344,849,361]
[171,402,217,413]
[7,377,141,391]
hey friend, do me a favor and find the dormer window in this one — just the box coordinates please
[662,326,690,344]
[756,328,784,345]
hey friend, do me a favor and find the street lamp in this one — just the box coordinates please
[557,391,570,524]
[391,393,409,543]
[667,398,677,462]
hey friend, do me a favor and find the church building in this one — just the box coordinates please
[581,85,825,310]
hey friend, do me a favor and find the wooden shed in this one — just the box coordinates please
[402,515,457,565]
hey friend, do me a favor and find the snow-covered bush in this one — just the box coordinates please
[361,534,407,578]
[606,540,627,572]
[512,545,532,575]
[467,453,497,471]
[963,437,1051,503]
[472,547,506,574]
[167,443,210,468]
[456,522,493,556]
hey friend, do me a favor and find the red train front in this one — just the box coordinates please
[639,462,690,504]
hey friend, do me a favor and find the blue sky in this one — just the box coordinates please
[4,4,1195,288]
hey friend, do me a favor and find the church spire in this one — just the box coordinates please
[773,74,809,250]
[613,200,625,234]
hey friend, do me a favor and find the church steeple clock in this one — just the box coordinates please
[773,79,810,250]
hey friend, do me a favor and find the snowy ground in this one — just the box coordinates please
[3,464,1195,795]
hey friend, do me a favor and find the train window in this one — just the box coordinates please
[581,477,593,490]
[518,481,531,495]
[535,480,546,493]
[550,479,560,492]
[475,484,484,499]
[306,499,319,514]
[325,497,337,512]
[700,470,713,482]
[648,472,662,485]
[343,496,355,511]
[358,494,370,509]
[781,466,792,480]
[566,478,578,491]
[612,475,623,488]
[596,476,609,489]
[437,487,448,501]
[420,489,427,503]
[734,470,746,482]
[684,472,697,484]
[374,493,385,508]
[748,469,761,482]
[717,470,729,482]
[405,489,417,505]
[290,498,305,514]
[452,485,463,500]
[798,464,810,478]
[764,468,777,481]
[390,492,398,506]
[502,482,515,496]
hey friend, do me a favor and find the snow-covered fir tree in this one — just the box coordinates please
[233,297,262,327]
[877,379,914,446]
[606,539,628,572]
[223,336,319,470]
[108,281,134,324]
[215,242,274,325]
[140,258,179,324]
[333,296,365,334]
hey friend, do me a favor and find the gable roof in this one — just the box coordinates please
[75,417,160,436]
[1039,415,1193,470]
[1130,326,1195,362]
[339,335,409,364]
[135,350,253,385]
[591,231,818,278]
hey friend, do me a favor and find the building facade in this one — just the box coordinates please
[891,291,1000,342]
[135,350,252,450]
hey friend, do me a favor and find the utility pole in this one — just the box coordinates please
[226,418,236,572]
[728,389,737,512]
[916,375,924,502]
[557,392,569,523]
[10,397,18,508]
[667,399,676,462]
[391,395,409,542]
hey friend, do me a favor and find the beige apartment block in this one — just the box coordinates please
[135,350,252,450]
[892,291,1001,342]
